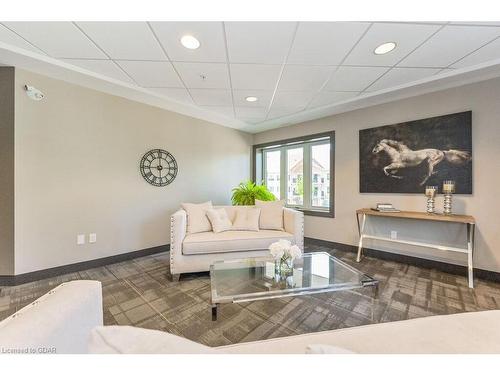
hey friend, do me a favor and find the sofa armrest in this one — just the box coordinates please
[0,280,103,354]
[283,207,304,250]
[170,209,187,275]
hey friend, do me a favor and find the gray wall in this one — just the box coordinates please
[14,69,252,274]
[0,67,15,275]
[254,77,500,273]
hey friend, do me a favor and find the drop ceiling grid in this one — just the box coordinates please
[2,21,500,129]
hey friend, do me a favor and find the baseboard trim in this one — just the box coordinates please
[305,237,500,283]
[0,244,169,286]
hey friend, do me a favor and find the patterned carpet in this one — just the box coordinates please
[2,242,500,347]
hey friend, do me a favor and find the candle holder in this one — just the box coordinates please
[442,180,455,215]
[424,186,438,213]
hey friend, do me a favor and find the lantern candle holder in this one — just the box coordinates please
[424,186,438,214]
[442,180,455,215]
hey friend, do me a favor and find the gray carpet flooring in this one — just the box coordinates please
[2,243,500,347]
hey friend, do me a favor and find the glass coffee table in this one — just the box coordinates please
[209,252,378,320]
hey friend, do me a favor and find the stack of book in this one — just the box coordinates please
[372,203,401,213]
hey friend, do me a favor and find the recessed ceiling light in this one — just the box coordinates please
[245,96,258,102]
[374,42,396,55]
[180,35,200,50]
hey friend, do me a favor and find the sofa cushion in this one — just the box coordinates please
[88,326,215,354]
[206,208,232,233]
[255,199,284,230]
[182,230,294,255]
[231,207,260,231]
[181,201,213,234]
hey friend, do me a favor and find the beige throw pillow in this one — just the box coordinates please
[232,207,261,231]
[255,199,285,230]
[181,201,213,234]
[206,208,232,233]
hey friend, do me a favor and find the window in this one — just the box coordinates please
[264,150,281,200]
[253,131,334,217]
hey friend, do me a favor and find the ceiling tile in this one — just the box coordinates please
[267,107,304,120]
[325,66,388,91]
[451,37,500,68]
[3,22,107,59]
[344,23,441,67]
[367,67,442,92]
[199,106,234,117]
[278,65,334,91]
[116,60,183,87]
[400,25,500,68]
[308,91,359,108]
[189,89,232,106]
[288,22,370,65]
[173,62,230,89]
[76,22,166,60]
[0,24,45,54]
[147,88,193,104]
[225,22,297,64]
[232,90,273,107]
[449,22,500,27]
[149,22,226,63]
[61,59,134,83]
[230,64,282,90]
[272,91,316,108]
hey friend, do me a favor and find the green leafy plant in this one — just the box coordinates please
[231,180,276,205]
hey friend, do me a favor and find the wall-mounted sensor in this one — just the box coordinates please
[24,85,45,101]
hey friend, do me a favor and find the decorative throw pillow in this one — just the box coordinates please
[231,207,261,231]
[305,344,356,354]
[255,199,285,230]
[206,208,232,233]
[88,326,217,354]
[181,201,213,234]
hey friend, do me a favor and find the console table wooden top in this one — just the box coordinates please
[356,208,476,224]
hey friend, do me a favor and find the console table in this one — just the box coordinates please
[355,208,476,288]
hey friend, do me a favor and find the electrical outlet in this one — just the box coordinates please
[390,230,398,240]
[89,233,97,244]
[77,234,85,245]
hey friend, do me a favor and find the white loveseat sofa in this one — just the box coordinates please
[2,281,500,354]
[169,205,304,280]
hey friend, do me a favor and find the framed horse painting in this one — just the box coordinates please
[359,111,472,194]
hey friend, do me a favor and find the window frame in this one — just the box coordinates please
[252,131,335,218]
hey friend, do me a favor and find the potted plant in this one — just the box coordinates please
[231,180,276,205]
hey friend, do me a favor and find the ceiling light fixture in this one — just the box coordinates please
[180,35,200,50]
[374,42,397,55]
[245,96,258,102]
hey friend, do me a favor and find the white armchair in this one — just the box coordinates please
[170,205,304,280]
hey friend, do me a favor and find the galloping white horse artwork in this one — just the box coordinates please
[372,139,472,186]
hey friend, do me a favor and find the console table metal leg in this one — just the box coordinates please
[356,213,366,262]
[211,304,218,321]
[467,223,475,288]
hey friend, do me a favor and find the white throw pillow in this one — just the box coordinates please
[88,326,216,354]
[206,208,232,233]
[305,344,356,354]
[255,199,285,230]
[181,201,213,234]
[231,207,261,231]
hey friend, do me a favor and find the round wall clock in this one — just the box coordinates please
[140,149,178,187]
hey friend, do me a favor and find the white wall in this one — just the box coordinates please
[254,77,500,273]
[14,69,252,274]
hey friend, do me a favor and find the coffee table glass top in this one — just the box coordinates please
[210,252,377,304]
